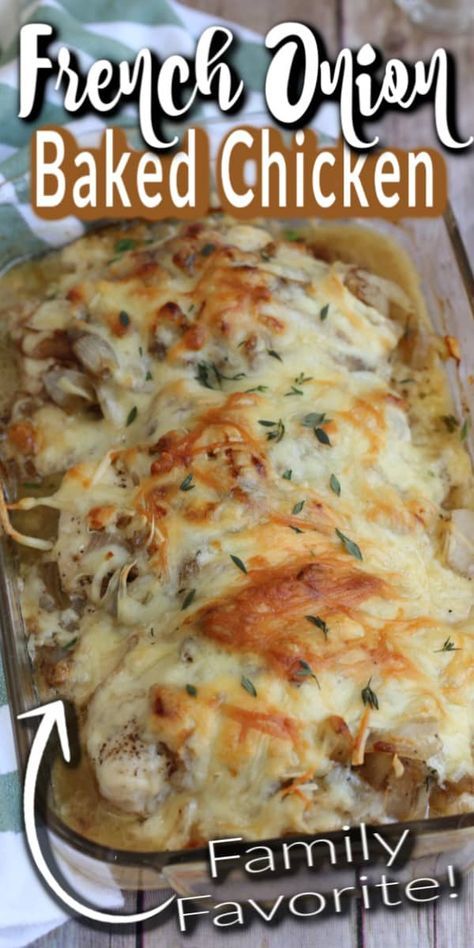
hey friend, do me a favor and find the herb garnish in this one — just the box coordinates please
[294,372,313,385]
[186,684,198,697]
[181,588,196,610]
[284,229,302,242]
[460,417,471,441]
[180,473,195,492]
[315,427,331,445]
[196,361,245,389]
[361,677,379,710]
[290,525,304,533]
[230,554,247,574]
[285,385,303,397]
[282,469,292,480]
[267,349,283,362]
[330,473,341,496]
[115,238,136,253]
[258,419,285,443]
[295,659,320,688]
[241,675,257,697]
[335,528,362,560]
[195,362,216,389]
[305,615,328,639]
[145,371,153,381]
[442,415,459,433]
[245,385,268,393]
[119,310,130,327]
[200,243,216,256]
[63,637,78,651]
[435,637,461,652]
[302,412,327,428]
[320,303,330,321]
[292,500,305,515]
[301,411,332,444]
[126,406,138,426]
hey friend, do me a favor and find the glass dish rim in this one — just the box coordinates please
[1,116,474,874]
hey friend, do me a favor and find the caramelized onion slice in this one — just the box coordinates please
[40,560,70,609]
[341,266,412,319]
[444,508,474,578]
[357,752,431,820]
[319,715,354,764]
[43,368,96,411]
[72,333,118,379]
[365,721,441,761]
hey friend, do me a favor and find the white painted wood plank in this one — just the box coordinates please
[29,892,138,947]
[141,886,358,948]
[340,0,474,265]
[435,866,474,948]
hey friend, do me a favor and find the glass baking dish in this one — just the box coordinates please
[0,118,474,900]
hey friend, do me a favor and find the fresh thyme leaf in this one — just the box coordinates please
[241,675,257,697]
[320,303,330,321]
[305,615,328,638]
[295,659,320,688]
[294,372,313,385]
[361,677,379,710]
[63,637,78,651]
[284,386,303,397]
[330,473,341,496]
[302,412,326,428]
[115,238,136,253]
[126,406,138,426]
[258,419,277,427]
[181,589,196,610]
[195,360,245,389]
[435,637,461,652]
[200,242,216,256]
[460,417,471,441]
[186,683,198,697]
[282,469,292,480]
[216,367,247,382]
[245,385,268,393]
[336,528,362,560]
[145,371,153,381]
[442,415,459,433]
[180,474,195,492]
[267,419,285,443]
[290,525,303,533]
[315,427,331,445]
[292,500,305,515]
[284,229,302,242]
[230,554,247,574]
[267,349,283,362]
[196,361,220,390]
[139,346,143,357]
[119,310,130,327]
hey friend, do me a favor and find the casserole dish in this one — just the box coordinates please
[0,120,474,899]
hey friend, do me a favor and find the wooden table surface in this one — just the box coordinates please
[31,1,473,946]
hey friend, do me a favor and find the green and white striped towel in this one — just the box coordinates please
[0,3,336,945]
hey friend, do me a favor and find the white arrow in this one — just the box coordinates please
[18,700,176,924]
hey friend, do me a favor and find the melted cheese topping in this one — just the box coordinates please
[1,216,473,851]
